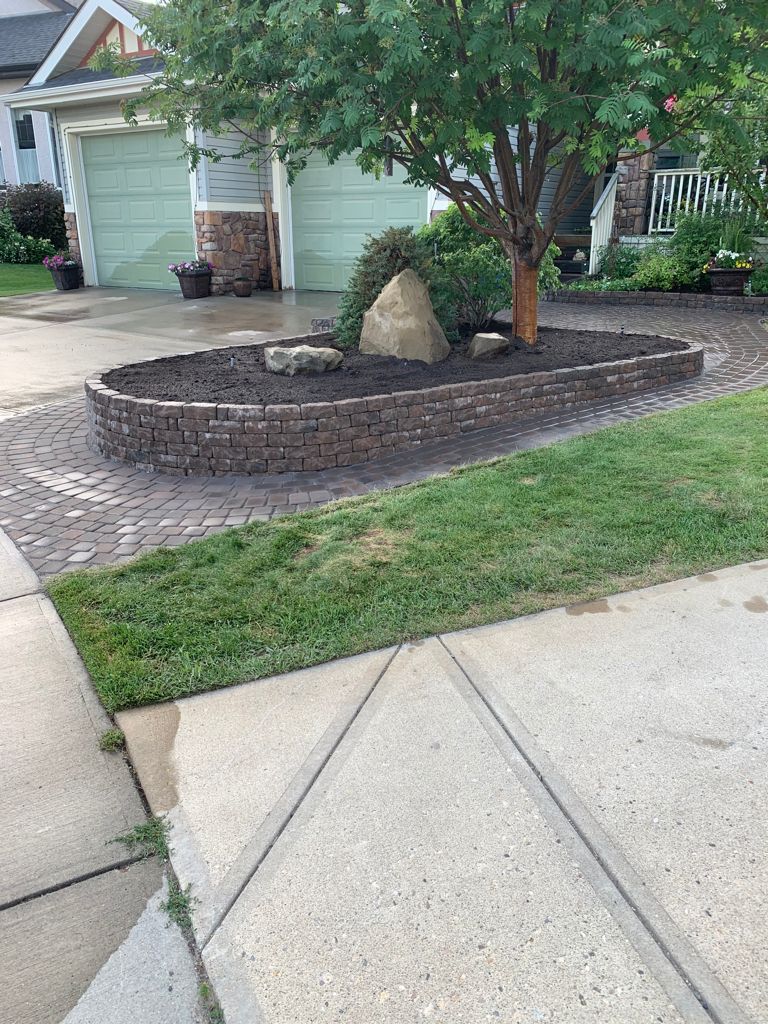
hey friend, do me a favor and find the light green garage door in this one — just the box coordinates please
[81,130,194,290]
[291,152,428,290]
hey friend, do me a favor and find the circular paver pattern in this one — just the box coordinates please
[1,303,766,578]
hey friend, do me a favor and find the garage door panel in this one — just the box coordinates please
[292,152,427,291]
[384,197,428,222]
[82,131,194,290]
[159,165,190,190]
[340,199,377,223]
[161,198,194,221]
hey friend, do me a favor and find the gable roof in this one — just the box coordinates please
[27,0,155,86]
[0,11,74,77]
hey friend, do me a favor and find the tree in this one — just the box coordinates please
[700,87,768,223]
[111,0,768,343]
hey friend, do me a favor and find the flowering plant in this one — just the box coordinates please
[168,258,213,275]
[43,251,79,270]
[703,250,754,272]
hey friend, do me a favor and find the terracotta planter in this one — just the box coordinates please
[232,278,253,297]
[707,268,753,296]
[177,270,212,300]
[49,265,80,291]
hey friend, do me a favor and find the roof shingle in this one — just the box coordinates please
[0,12,74,74]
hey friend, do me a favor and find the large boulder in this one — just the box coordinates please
[467,331,510,359]
[359,269,450,363]
[264,344,343,377]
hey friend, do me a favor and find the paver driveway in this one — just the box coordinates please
[0,302,766,576]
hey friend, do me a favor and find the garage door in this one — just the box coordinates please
[291,152,428,290]
[81,131,194,290]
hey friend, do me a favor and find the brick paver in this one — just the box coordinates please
[1,304,765,577]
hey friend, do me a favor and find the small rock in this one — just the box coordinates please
[264,345,343,376]
[360,269,450,364]
[467,332,510,359]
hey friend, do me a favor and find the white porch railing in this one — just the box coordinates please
[588,171,618,275]
[647,168,766,233]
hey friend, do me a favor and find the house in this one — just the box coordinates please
[6,0,600,294]
[0,0,78,186]
[6,0,713,293]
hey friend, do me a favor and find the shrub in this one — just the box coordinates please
[5,182,67,250]
[597,243,642,280]
[631,241,691,291]
[334,226,448,348]
[438,244,512,332]
[750,266,768,294]
[0,209,55,263]
[537,240,562,293]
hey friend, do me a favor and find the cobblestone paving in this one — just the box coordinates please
[1,304,766,577]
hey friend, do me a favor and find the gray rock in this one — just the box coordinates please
[359,269,450,363]
[467,331,510,359]
[264,345,343,376]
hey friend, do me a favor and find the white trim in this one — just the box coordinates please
[272,141,294,289]
[7,77,151,110]
[194,201,266,213]
[4,106,21,184]
[30,0,147,86]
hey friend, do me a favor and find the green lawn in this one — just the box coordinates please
[0,263,55,297]
[49,389,768,713]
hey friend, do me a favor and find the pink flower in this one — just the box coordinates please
[663,94,678,113]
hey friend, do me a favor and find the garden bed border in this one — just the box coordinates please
[85,335,703,476]
[546,289,768,312]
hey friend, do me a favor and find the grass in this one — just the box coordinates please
[49,389,768,713]
[0,263,54,296]
[161,876,196,930]
[99,727,125,751]
[111,816,170,860]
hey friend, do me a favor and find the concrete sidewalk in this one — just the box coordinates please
[0,529,203,1024]
[119,561,768,1024]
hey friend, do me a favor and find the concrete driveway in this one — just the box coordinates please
[0,287,339,419]
[118,562,768,1024]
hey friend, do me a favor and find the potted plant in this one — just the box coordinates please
[42,251,80,290]
[704,250,755,295]
[232,275,253,297]
[168,258,213,299]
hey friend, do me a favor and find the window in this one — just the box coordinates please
[14,113,36,151]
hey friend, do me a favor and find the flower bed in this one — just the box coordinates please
[85,335,703,476]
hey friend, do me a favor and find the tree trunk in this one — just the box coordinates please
[513,256,539,345]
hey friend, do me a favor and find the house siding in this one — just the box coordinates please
[199,127,273,207]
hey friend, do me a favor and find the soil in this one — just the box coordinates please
[104,325,688,405]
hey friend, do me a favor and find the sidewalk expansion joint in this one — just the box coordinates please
[437,636,753,1024]
[0,855,148,914]
[198,644,402,950]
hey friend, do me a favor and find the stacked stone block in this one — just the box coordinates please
[547,290,768,312]
[86,342,703,477]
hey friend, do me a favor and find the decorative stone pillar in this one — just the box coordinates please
[194,210,281,294]
[613,150,655,236]
[63,211,84,283]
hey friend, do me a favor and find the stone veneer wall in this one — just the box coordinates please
[195,211,280,294]
[63,211,83,280]
[546,290,768,312]
[86,339,703,477]
[613,151,655,235]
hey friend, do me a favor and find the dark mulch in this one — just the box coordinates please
[104,326,688,405]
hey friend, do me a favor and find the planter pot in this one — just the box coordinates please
[49,265,80,291]
[177,270,212,300]
[707,268,753,296]
[232,278,253,298]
